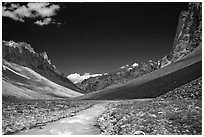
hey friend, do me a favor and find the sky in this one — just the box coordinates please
[2,2,189,75]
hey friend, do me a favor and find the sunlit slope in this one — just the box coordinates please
[2,60,83,99]
[78,50,201,100]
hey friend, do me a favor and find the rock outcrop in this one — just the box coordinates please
[161,2,202,67]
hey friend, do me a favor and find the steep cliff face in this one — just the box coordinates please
[2,40,82,93]
[161,2,202,67]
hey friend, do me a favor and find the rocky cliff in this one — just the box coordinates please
[161,2,202,67]
[2,40,82,93]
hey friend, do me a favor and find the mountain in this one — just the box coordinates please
[2,40,83,99]
[77,60,160,94]
[76,47,201,100]
[75,2,202,99]
[2,59,83,99]
[161,2,202,67]
[77,2,201,95]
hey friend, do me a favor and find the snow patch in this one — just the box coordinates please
[67,73,102,83]
[120,66,125,69]
[104,73,108,75]
[132,63,139,67]
[3,65,30,79]
[120,64,129,69]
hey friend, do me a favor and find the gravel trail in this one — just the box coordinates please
[14,103,108,135]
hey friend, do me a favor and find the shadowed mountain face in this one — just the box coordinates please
[2,41,84,99]
[161,2,202,67]
[77,43,201,100]
[77,2,202,94]
[77,60,160,93]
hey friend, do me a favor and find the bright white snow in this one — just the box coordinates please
[132,63,139,67]
[67,73,102,83]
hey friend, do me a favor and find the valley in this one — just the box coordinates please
[2,2,202,135]
[3,76,201,135]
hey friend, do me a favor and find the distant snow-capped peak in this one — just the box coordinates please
[120,64,129,69]
[120,62,139,70]
[67,73,102,84]
[127,67,133,71]
[104,73,108,75]
[132,63,139,67]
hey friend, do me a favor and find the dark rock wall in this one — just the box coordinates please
[161,2,202,67]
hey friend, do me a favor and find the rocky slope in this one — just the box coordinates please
[77,60,160,93]
[161,2,202,67]
[97,77,202,135]
[2,40,82,93]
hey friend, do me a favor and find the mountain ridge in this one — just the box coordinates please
[2,40,82,93]
[76,48,201,100]
[77,60,160,94]
[2,40,85,99]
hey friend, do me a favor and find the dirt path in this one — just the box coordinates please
[15,103,109,135]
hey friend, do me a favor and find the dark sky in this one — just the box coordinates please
[2,2,188,75]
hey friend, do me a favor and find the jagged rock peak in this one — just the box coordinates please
[40,51,49,60]
[161,2,202,68]
[39,51,52,64]
[189,2,202,10]
[3,40,35,53]
[3,40,53,64]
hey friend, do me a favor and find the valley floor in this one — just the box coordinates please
[2,77,202,135]
[14,103,109,135]
[2,99,98,135]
